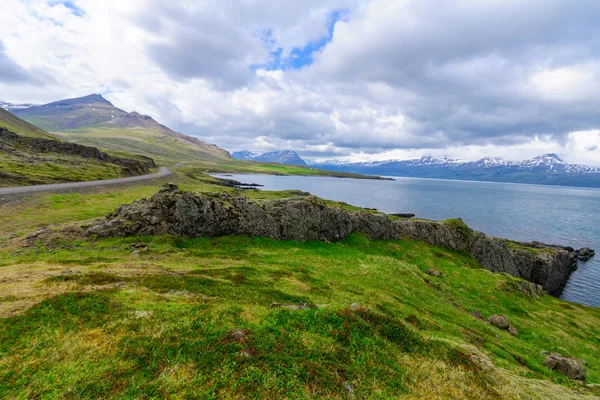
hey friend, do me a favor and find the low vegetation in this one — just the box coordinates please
[0,171,598,399]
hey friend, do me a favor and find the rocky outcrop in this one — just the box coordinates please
[543,351,587,381]
[0,127,155,176]
[87,185,589,295]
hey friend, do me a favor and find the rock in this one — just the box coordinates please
[60,270,81,276]
[342,381,354,396]
[133,310,153,318]
[488,315,518,336]
[470,310,485,320]
[226,330,249,343]
[130,250,141,256]
[427,269,443,277]
[488,315,510,330]
[84,188,582,295]
[350,303,362,310]
[543,352,586,381]
[269,302,282,309]
[576,248,595,262]
[160,183,179,193]
[130,242,148,249]
[390,213,415,218]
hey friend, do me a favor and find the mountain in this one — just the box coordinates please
[0,107,154,187]
[232,150,308,166]
[0,101,37,112]
[314,154,600,188]
[13,94,230,163]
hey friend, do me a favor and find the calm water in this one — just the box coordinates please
[214,174,600,307]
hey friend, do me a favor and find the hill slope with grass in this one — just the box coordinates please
[0,108,154,187]
[0,171,598,399]
[14,94,231,164]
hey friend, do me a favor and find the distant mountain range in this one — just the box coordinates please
[313,154,600,188]
[232,150,308,166]
[7,94,230,163]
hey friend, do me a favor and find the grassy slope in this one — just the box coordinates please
[0,109,132,187]
[0,107,56,139]
[54,126,230,164]
[0,172,598,399]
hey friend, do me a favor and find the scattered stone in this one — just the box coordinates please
[238,350,253,359]
[129,242,148,250]
[284,303,311,310]
[470,309,485,320]
[130,250,141,256]
[133,310,153,318]
[542,351,586,381]
[427,269,443,278]
[226,330,249,343]
[488,315,518,336]
[167,290,194,297]
[350,303,361,310]
[60,270,81,276]
[488,315,510,330]
[342,381,354,396]
[514,280,545,299]
[269,302,282,309]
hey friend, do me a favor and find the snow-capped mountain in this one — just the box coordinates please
[313,154,600,188]
[0,101,37,112]
[232,150,308,166]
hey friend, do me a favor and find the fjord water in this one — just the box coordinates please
[215,174,600,307]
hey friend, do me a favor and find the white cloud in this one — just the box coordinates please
[1,0,600,166]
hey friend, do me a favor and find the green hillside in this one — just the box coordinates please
[0,108,153,187]
[15,95,231,164]
[0,107,56,139]
[0,172,598,399]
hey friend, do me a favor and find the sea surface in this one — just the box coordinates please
[214,174,600,307]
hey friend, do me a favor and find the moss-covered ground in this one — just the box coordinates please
[0,171,598,399]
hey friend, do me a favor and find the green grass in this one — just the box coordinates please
[0,171,598,398]
[0,150,126,187]
[53,126,229,164]
[0,108,56,139]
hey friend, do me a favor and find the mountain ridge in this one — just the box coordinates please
[232,150,308,166]
[312,153,600,188]
[13,94,231,163]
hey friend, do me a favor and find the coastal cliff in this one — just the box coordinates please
[87,184,589,295]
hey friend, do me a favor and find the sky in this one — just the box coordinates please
[1,0,600,165]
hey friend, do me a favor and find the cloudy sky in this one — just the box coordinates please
[2,0,600,164]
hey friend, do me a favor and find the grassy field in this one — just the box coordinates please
[0,171,599,399]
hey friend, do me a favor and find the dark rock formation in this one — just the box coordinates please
[389,213,416,218]
[0,127,155,176]
[543,351,587,381]
[87,185,583,295]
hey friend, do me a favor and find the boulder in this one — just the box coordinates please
[543,352,586,381]
[488,315,510,330]
[426,269,443,278]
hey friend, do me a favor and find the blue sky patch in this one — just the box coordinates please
[47,0,86,17]
[252,10,345,72]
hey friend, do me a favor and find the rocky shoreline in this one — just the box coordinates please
[87,184,593,296]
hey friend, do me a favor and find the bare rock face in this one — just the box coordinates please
[543,352,587,381]
[87,185,582,295]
